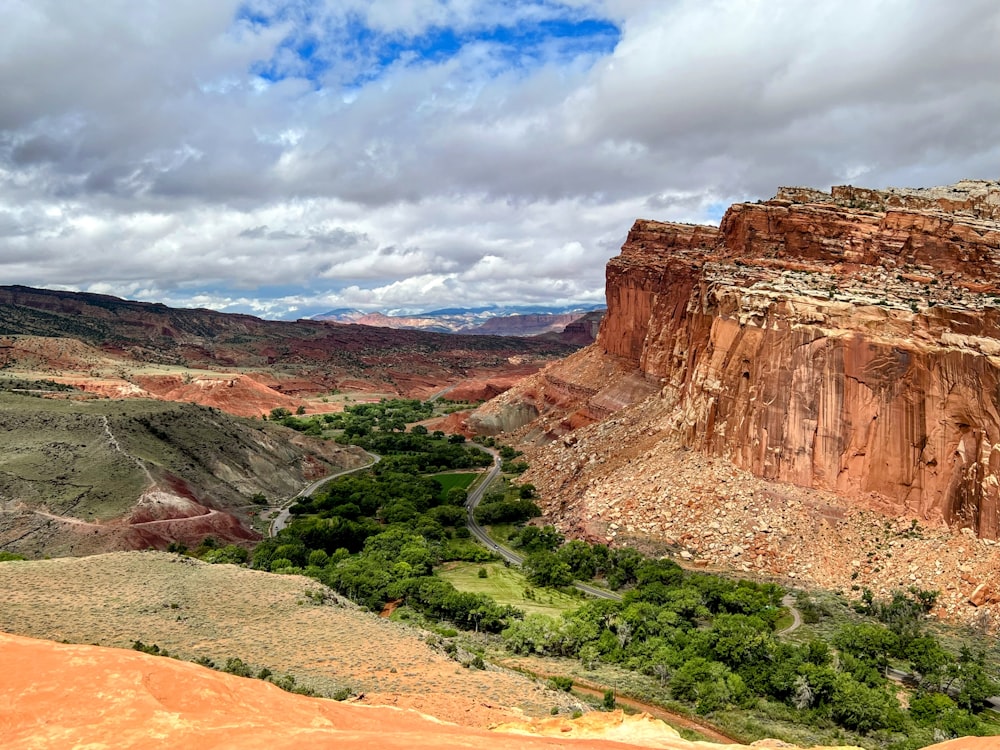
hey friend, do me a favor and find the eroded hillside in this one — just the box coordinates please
[0,285,578,412]
[0,393,366,556]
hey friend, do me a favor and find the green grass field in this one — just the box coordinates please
[437,561,583,617]
[431,472,477,501]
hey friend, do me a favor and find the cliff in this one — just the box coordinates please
[604,182,1000,539]
[468,312,591,337]
[472,182,1000,588]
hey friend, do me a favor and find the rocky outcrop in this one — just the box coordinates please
[0,631,865,750]
[490,182,1000,541]
[468,312,589,336]
[604,183,1000,539]
[556,310,606,346]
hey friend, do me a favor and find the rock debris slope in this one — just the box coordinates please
[472,182,1000,615]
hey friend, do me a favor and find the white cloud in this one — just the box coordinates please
[1,1,999,318]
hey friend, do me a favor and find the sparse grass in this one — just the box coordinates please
[0,392,364,557]
[772,610,795,632]
[483,522,519,546]
[437,562,581,617]
[781,587,863,646]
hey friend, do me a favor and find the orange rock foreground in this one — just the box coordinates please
[1,631,995,750]
[0,631,864,750]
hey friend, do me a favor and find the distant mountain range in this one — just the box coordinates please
[0,285,582,397]
[312,304,606,336]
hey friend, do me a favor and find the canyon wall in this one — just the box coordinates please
[594,181,1000,538]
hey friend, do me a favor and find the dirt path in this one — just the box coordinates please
[101,415,154,485]
[777,594,803,635]
[33,506,222,528]
[497,660,742,744]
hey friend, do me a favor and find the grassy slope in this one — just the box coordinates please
[0,552,576,726]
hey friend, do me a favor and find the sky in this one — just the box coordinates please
[2,1,999,319]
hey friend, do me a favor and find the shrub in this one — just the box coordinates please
[548,676,573,692]
[223,657,254,678]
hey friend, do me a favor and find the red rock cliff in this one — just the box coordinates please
[595,182,1000,538]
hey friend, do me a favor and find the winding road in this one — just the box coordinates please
[776,594,803,636]
[269,451,380,537]
[464,444,621,602]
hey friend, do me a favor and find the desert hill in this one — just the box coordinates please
[0,285,579,410]
[0,393,366,556]
[470,181,1000,619]
[0,551,580,727]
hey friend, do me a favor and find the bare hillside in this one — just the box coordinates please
[0,393,366,556]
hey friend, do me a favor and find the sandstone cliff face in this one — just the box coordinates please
[484,182,1000,542]
[596,182,1000,539]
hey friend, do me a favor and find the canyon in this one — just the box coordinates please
[472,181,1000,618]
[0,285,580,413]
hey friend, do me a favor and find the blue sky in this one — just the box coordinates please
[243,4,621,88]
[2,0,999,318]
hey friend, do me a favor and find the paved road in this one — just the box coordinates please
[464,443,621,602]
[269,451,380,537]
[427,383,461,402]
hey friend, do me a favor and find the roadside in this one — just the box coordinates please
[269,451,380,537]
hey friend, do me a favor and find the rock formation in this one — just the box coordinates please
[474,181,1000,542]
[0,630,865,750]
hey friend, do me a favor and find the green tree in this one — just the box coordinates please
[523,551,574,588]
[906,635,949,688]
[512,525,563,553]
[557,540,597,579]
[307,549,330,567]
[833,622,898,673]
[830,674,904,733]
[202,545,249,565]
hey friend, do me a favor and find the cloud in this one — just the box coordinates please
[1,0,999,318]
